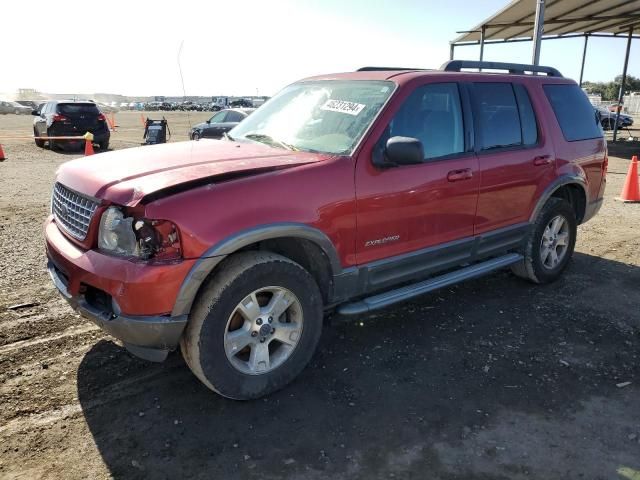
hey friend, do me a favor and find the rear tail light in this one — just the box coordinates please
[97,114,106,121]
[52,114,68,122]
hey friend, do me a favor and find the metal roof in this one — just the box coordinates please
[453,0,640,44]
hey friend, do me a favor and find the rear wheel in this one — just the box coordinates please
[47,128,57,150]
[180,251,323,400]
[511,197,576,284]
[34,128,45,148]
[192,131,200,141]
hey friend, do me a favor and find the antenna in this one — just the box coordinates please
[177,40,192,130]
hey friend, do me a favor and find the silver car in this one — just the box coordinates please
[0,101,32,115]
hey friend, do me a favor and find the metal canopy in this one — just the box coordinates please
[453,0,640,44]
[451,0,639,142]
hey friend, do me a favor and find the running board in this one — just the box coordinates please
[337,253,523,316]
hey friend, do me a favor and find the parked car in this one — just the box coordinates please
[16,100,40,111]
[595,106,634,130]
[230,99,253,108]
[0,100,31,114]
[33,100,110,150]
[45,61,606,400]
[189,108,254,140]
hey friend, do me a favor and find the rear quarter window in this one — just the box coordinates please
[543,84,602,142]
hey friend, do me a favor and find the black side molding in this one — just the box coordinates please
[441,60,562,77]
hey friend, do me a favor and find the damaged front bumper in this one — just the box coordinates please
[48,260,187,362]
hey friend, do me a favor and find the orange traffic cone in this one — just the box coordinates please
[83,132,95,156]
[110,112,116,130]
[140,114,146,127]
[105,114,115,131]
[617,155,640,203]
[0,144,6,161]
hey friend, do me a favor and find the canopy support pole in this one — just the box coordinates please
[479,25,486,62]
[579,34,589,86]
[531,0,545,65]
[449,43,455,61]
[613,27,633,142]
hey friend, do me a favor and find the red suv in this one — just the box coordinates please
[46,61,606,399]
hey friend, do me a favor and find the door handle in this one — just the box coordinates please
[447,168,473,182]
[533,155,553,166]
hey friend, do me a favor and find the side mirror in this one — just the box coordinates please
[383,136,424,167]
[31,110,40,116]
[206,120,211,124]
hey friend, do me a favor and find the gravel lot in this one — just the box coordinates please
[0,112,639,480]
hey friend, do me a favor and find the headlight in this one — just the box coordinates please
[98,207,139,256]
[98,206,182,262]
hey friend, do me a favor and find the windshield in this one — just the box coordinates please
[230,80,394,155]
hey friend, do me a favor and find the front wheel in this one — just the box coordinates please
[180,251,323,400]
[511,197,577,284]
[192,131,200,141]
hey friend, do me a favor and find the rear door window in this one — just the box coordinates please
[474,83,522,150]
[543,84,602,141]
[58,103,99,115]
[225,111,244,122]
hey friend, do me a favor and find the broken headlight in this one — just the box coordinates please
[98,207,182,262]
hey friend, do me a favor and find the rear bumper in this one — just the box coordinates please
[45,216,195,361]
[49,125,110,143]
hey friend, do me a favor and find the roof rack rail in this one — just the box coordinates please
[440,60,562,77]
[357,66,428,72]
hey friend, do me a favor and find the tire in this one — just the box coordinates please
[192,131,200,141]
[34,128,45,148]
[47,128,57,151]
[180,251,323,400]
[99,141,109,151]
[15,109,20,115]
[511,197,577,284]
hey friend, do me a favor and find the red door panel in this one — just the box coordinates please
[355,157,479,265]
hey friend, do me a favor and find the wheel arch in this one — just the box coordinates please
[530,176,588,225]
[171,223,342,317]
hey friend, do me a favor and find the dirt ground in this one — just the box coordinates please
[0,112,639,480]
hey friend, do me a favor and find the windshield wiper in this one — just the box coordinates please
[222,131,234,141]
[243,133,298,151]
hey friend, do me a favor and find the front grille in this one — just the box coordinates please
[52,183,99,240]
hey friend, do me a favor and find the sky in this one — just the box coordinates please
[1,0,637,97]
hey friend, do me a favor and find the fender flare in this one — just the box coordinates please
[171,223,342,317]
[529,175,588,223]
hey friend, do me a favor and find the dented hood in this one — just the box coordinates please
[56,140,323,206]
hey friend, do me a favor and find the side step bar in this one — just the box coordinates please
[337,253,523,316]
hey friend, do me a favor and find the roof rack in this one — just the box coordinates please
[440,60,562,77]
[357,66,428,72]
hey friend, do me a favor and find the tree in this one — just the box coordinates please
[582,75,640,101]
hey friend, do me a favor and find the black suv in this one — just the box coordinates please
[33,101,110,151]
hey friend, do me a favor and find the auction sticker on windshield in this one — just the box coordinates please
[320,100,366,116]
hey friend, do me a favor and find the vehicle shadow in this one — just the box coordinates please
[77,252,640,480]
